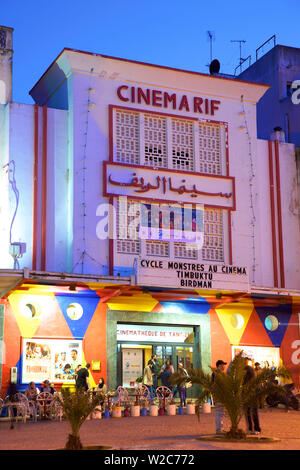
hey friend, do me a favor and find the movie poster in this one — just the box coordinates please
[232,345,280,369]
[22,338,83,384]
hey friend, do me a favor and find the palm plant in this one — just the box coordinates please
[55,388,105,449]
[170,352,291,439]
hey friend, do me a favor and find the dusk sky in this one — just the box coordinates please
[1,0,300,104]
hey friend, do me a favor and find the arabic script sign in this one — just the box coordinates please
[103,162,235,209]
[137,259,249,291]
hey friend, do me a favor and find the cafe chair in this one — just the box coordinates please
[36,392,54,420]
[116,386,129,406]
[155,386,173,409]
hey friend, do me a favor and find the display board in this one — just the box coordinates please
[22,338,83,384]
[122,348,143,387]
[232,345,280,368]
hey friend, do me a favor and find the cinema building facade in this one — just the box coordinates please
[1,32,300,395]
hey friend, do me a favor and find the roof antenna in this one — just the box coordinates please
[231,39,246,73]
[207,31,215,64]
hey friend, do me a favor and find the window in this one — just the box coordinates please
[116,198,224,262]
[112,107,227,263]
[113,107,226,175]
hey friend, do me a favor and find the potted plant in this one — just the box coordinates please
[166,399,177,416]
[54,388,105,450]
[170,352,291,439]
[186,400,196,415]
[130,397,140,417]
[111,403,122,418]
[123,405,130,417]
[149,398,159,416]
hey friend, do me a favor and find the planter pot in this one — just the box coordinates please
[123,408,130,417]
[186,403,195,415]
[178,406,184,415]
[149,405,158,416]
[104,410,110,419]
[202,402,211,414]
[141,407,147,416]
[92,409,102,419]
[130,405,140,417]
[158,407,165,416]
[166,404,177,416]
[112,406,122,418]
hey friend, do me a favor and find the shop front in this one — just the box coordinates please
[116,323,195,388]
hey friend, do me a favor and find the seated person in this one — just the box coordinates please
[97,378,107,394]
[41,380,55,394]
[25,382,40,401]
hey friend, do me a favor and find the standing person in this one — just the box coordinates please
[212,360,227,434]
[244,358,261,435]
[254,362,264,409]
[75,363,91,391]
[177,362,188,407]
[143,362,154,399]
[148,355,159,392]
[160,359,175,374]
[160,365,173,392]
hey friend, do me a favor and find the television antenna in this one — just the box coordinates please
[231,39,246,68]
[207,30,215,64]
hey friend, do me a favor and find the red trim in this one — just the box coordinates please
[225,123,230,177]
[274,140,285,288]
[268,141,278,287]
[228,210,233,265]
[29,47,270,98]
[41,105,47,271]
[32,104,39,270]
[109,196,114,276]
[109,105,114,163]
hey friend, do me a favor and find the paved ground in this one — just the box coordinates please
[0,407,299,452]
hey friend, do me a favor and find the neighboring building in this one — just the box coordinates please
[238,44,300,147]
[1,27,300,397]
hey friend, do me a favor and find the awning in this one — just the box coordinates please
[0,269,132,298]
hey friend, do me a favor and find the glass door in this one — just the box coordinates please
[175,346,193,370]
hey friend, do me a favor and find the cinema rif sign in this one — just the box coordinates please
[103,162,235,209]
[137,259,249,291]
[117,85,221,116]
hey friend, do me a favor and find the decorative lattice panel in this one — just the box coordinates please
[115,110,140,164]
[202,208,224,261]
[146,240,170,257]
[174,243,198,259]
[199,122,222,175]
[116,199,140,254]
[171,119,194,171]
[144,114,167,168]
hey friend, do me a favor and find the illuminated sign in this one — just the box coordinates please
[104,162,235,209]
[117,85,221,116]
[137,260,249,291]
[117,324,194,343]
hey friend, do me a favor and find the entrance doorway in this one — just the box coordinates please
[152,344,193,371]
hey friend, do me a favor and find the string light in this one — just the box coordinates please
[72,67,106,274]
[3,160,20,269]
[240,95,256,284]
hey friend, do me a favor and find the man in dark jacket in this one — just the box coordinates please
[244,357,261,434]
[75,363,91,391]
